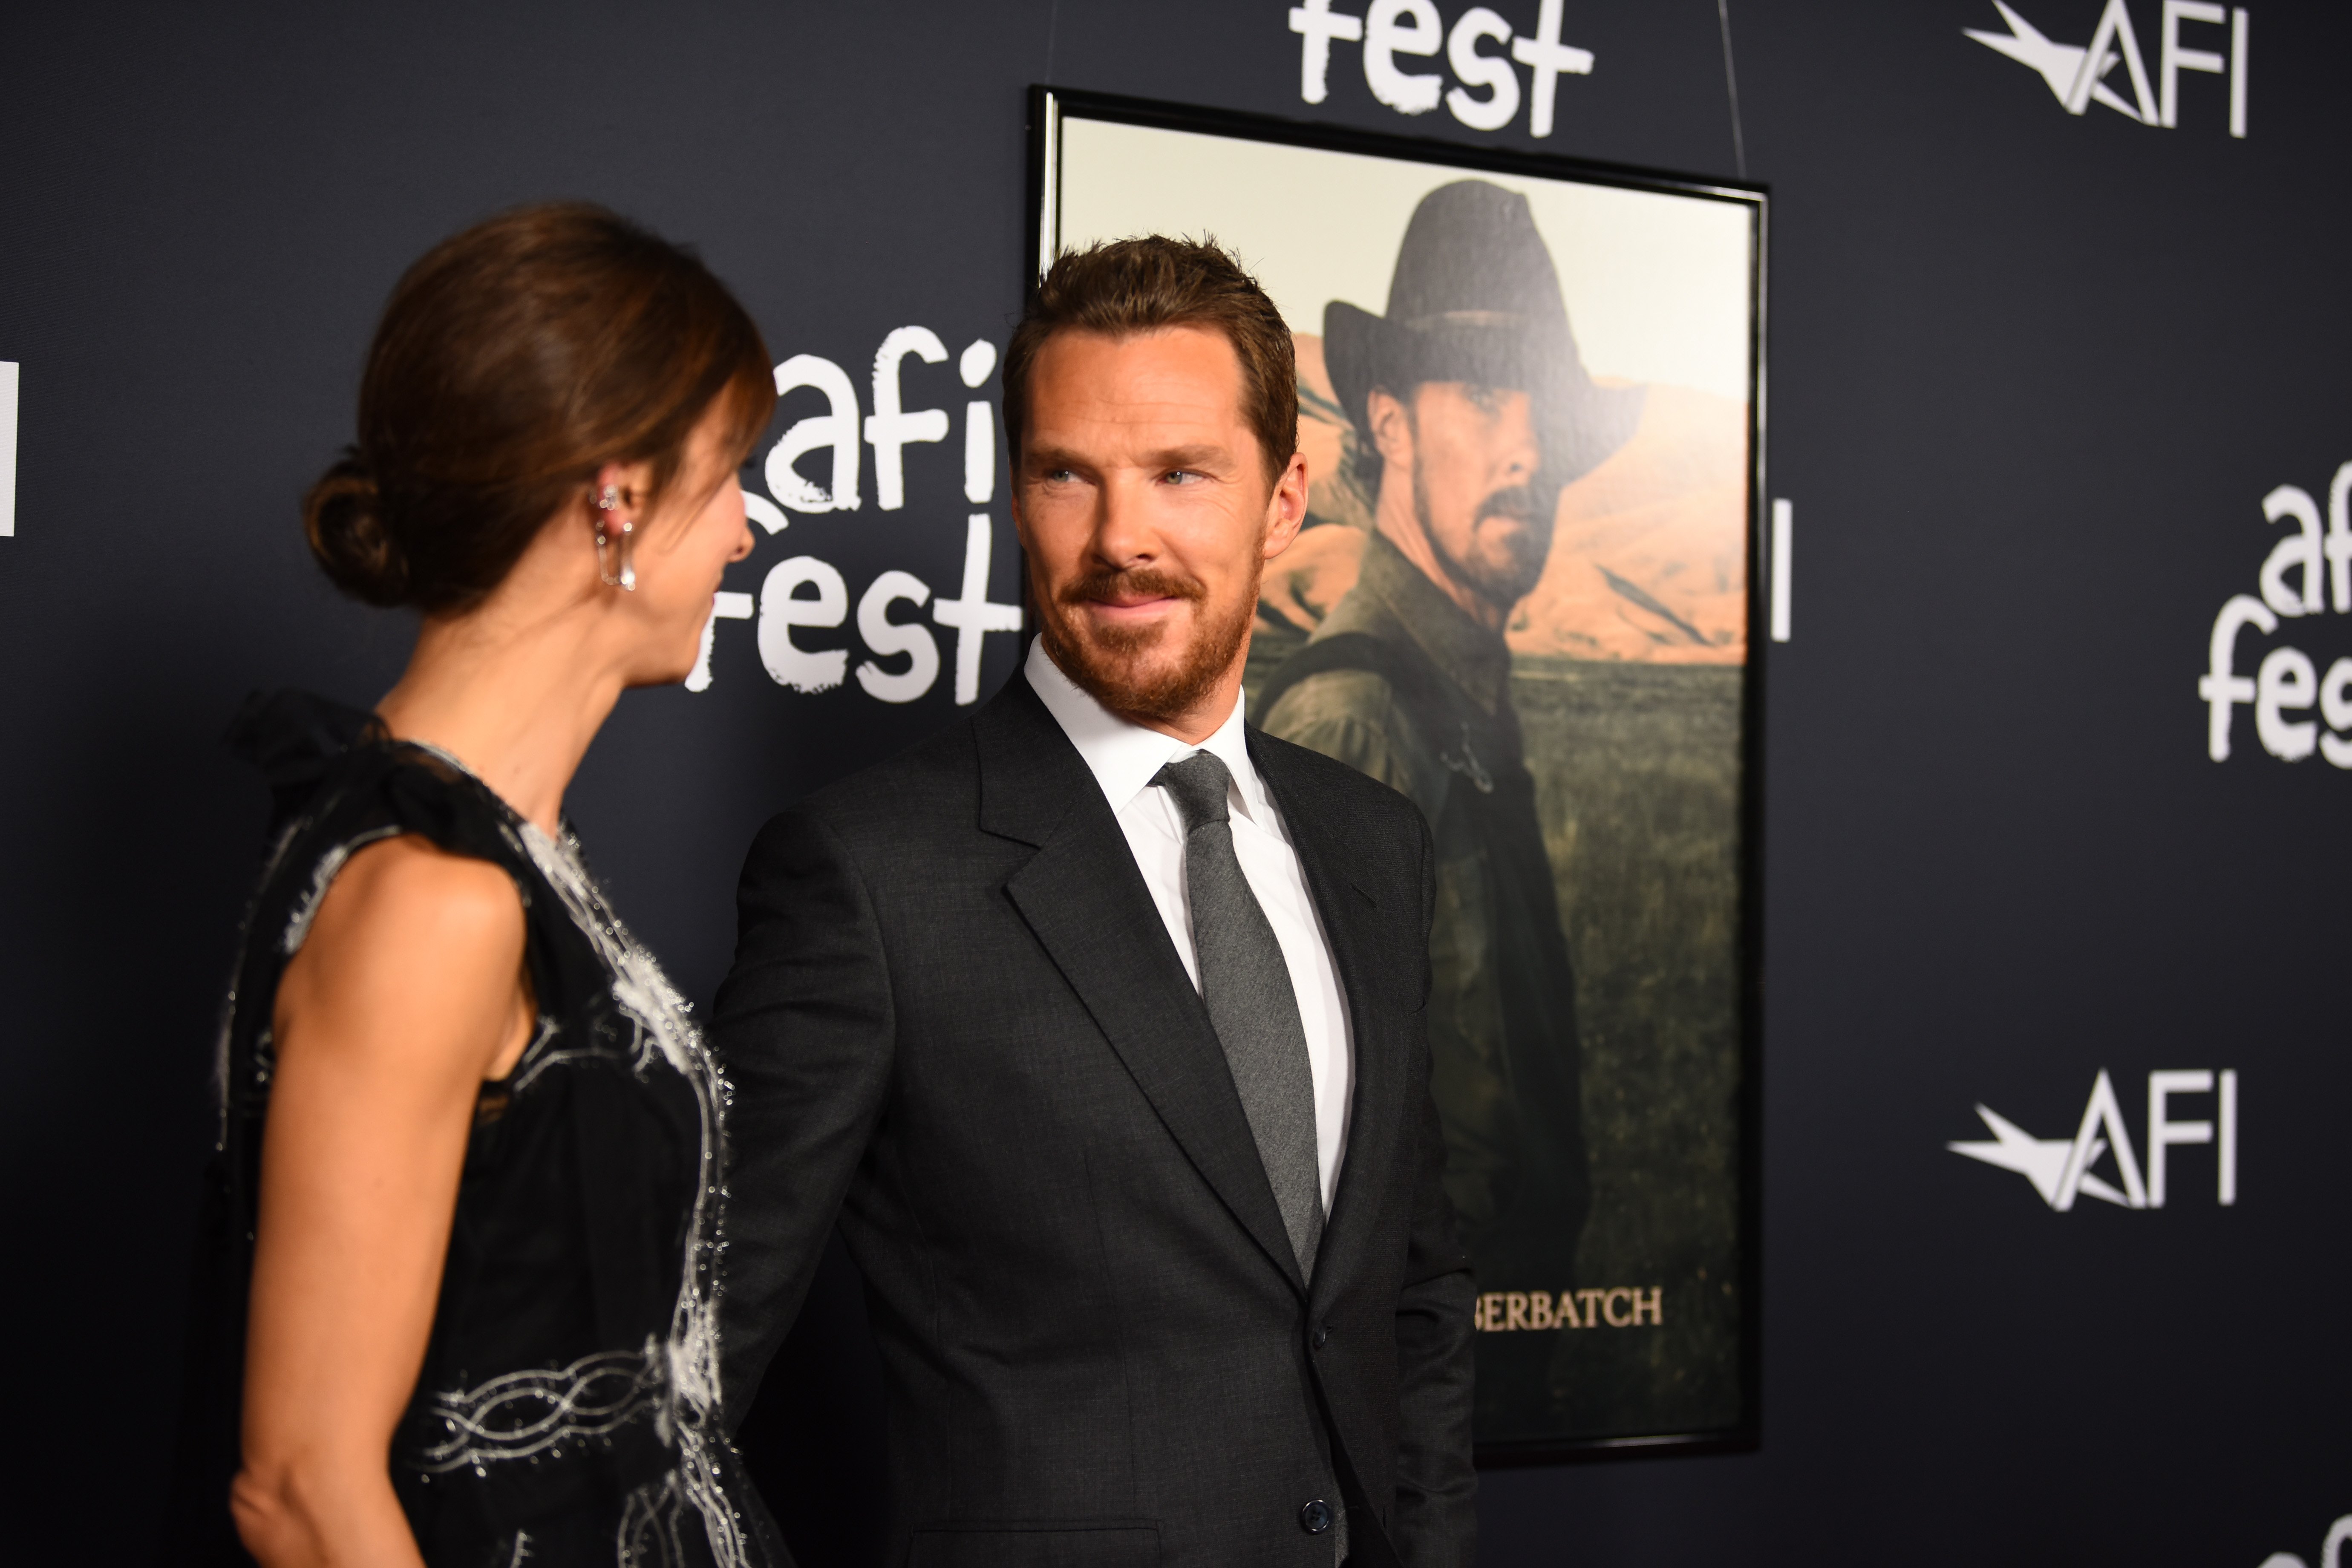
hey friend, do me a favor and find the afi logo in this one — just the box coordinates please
[2199,463,2352,769]
[2260,1514,2352,1568]
[1965,0,2249,137]
[1948,1069,2239,1210]
[688,326,1024,703]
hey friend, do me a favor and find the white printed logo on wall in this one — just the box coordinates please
[2260,1516,2352,1568]
[689,329,1023,703]
[1948,1069,2237,1210]
[0,360,17,539]
[1965,0,2248,135]
[2198,463,2352,767]
[1288,0,1594,136]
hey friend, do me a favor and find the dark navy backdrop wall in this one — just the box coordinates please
[0,3,2344,1562]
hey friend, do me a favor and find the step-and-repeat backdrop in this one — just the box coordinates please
[0,3,2343,1562]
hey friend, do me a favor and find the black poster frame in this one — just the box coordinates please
[1027,84,1767,1464]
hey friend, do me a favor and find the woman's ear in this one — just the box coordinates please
[585,456,667,536]
[585,465,630,534]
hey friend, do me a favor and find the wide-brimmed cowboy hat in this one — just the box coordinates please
[1325,180,1643,489]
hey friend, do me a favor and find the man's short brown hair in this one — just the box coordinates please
[1004,236,1298,489]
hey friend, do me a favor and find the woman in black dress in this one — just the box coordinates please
[194,204,783,1566]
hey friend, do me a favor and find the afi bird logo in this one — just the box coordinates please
[1963,0,2248,136]
[1948,1069,2239,1210]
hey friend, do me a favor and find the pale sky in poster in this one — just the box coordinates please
[1058,117,1755,404]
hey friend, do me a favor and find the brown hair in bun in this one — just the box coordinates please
[302,452,404,605]
[302,202,775,614]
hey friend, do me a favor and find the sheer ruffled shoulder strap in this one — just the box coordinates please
[225,689,390,834]
[226,689,525,869]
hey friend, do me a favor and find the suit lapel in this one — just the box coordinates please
[980,676,1308,1294]
[1250,732,1411,1310]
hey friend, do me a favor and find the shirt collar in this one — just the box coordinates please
[1025,638,1270,825]
[1357,531,1513,715]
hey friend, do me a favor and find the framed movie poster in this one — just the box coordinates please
[1034,87,1765,1458]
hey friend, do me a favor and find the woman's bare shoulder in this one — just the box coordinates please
[277,833,527,1073]
[317,833,522,937]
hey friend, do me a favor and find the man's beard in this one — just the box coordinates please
[1415,468,1557,612]
[1035,562,1259,724]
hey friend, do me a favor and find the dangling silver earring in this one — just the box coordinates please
[594,484,637,592]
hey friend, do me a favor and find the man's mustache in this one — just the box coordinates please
[1058,566,1208,608]
[1476,485,1547,526]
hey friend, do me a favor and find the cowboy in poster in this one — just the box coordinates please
[1258,181,1640,1428]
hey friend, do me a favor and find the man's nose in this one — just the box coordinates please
[1496,417,1541,486]
[1091,474,1159,567]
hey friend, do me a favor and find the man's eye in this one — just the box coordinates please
[1044,468,1078,484]
[1161,470,1204,485]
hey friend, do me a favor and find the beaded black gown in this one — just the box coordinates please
[176,692,784,1568]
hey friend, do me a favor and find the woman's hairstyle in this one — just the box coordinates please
[303,203,776,614]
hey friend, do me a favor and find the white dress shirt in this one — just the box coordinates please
[1026,638,1355,1209]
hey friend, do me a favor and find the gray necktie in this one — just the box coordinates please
[1153,750,1325,1281]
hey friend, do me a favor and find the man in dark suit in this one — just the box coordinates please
[712,236,1476,1568]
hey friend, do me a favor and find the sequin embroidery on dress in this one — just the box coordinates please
[497,819,752,1568]
[190,693,781,1568]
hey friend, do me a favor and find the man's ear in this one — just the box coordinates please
[1366,386,1415,471]
[1262,451,1310,561]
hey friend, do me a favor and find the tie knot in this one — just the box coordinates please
[1152,750,1233,831]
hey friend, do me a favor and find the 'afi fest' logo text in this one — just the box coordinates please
[689,326,1025,706]
[2199,464,2352,768]
[1965,0,2249,137]
[1949,1069,2238,1210]
[1287,0,1594,135]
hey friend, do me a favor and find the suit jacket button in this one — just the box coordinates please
[1312,1325,1332,1350]
[1300,1499,1334,1534]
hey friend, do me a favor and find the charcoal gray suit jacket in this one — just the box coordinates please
[711,669,1477,1568]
